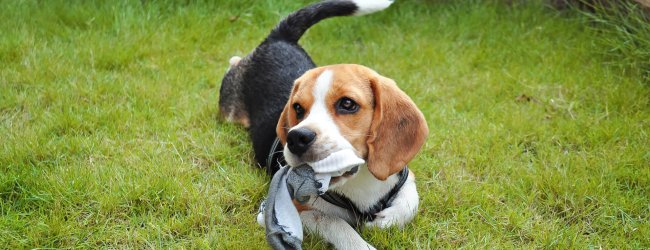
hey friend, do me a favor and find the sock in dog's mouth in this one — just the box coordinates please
[308,149,364,173]
[314,165,360,194]
[309,149,364,194]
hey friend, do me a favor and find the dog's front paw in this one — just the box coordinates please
[365,207,407,229]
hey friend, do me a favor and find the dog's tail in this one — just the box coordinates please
[266,0,394,44]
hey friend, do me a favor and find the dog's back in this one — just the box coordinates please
[219,0,394,173]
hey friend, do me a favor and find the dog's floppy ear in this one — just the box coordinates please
[276,81,301,144]
[276,103,290,145]
[366,73,429,180]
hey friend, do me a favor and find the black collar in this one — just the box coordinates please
[319,166,409,227]
[267,138,409,226]
[266,137,284,173]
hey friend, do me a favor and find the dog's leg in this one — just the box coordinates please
[219,55,250,127]
[301,210,376,250]
[365,172,419,229]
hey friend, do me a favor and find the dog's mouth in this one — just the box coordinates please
[307,149,365,193]
[308,149,364,173]
[329,165,359,184]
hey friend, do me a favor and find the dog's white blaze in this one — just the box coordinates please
[309,70,355,153]
[313,70,333,103]
[352,0,394,16]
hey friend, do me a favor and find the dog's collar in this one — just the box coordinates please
[319,166,409,227]
[267,137,409,226]
[266,138,285,174]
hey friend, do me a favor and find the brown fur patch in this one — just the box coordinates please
[219,105,250,128]
[292,199,311,212]
[325,65,376,158]
[366,70,429,180]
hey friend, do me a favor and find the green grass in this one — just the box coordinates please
[578,0,650,82]
[1,0,648,248]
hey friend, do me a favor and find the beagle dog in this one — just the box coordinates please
[219,0,429,249]
[273,64,428,249]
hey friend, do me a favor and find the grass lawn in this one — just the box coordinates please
[1,0,648,248]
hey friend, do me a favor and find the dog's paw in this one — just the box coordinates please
[364,207,405,229]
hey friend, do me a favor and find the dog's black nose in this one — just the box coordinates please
[286,128,316,157]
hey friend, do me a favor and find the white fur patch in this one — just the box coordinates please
[352,0,394,16]
[313,70,334,105]
[365,173,419,228]
[229,56,241,66]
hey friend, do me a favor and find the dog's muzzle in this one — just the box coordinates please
[286,128,316,157]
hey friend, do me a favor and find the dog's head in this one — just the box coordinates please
[277,64,428,185]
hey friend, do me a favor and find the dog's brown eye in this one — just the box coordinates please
[336,97,359,114]
[293,103,305,119]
